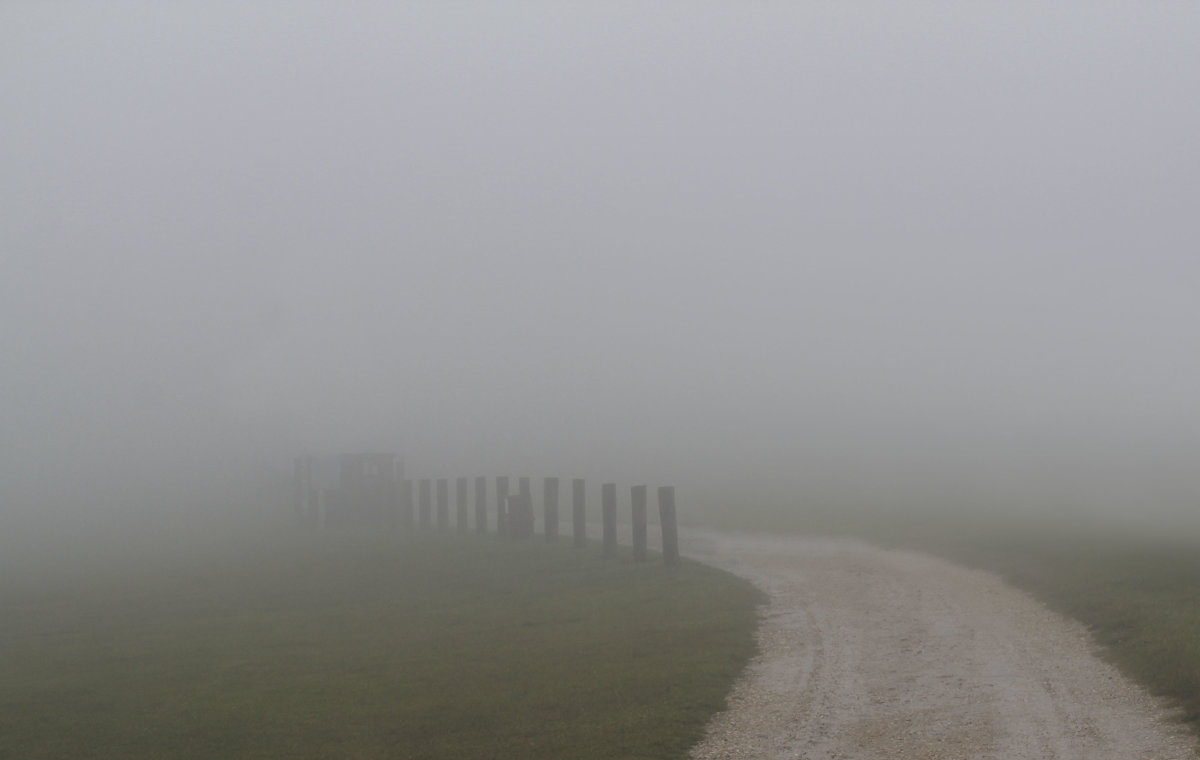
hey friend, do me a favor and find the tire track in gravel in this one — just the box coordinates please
[681,530,1196,760]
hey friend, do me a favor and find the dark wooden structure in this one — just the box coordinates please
[293,453,402,528]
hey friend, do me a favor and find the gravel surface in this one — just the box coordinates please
[682,530,1196,759]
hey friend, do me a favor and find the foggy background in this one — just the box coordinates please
[4,2,1199,539]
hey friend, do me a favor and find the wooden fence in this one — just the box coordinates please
[294,457,680,566]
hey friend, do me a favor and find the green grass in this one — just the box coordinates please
[0,530,762,759]
[693,499,1200,730]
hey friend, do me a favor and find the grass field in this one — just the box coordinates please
[693,500,1200,730]
[0,530,762,759]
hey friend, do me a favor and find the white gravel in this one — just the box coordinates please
[681,530,1196,759]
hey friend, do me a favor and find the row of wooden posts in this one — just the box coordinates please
[402,476,679,566]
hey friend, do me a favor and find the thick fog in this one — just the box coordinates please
[4,2,1200,538]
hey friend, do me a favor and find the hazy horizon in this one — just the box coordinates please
[4,2,1200,539]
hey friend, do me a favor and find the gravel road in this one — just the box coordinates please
[682,530,1196,759]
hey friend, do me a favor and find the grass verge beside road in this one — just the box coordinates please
[0,530,762,760]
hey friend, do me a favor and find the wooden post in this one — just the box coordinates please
[602,483,617,558]
[658,486,679,566]
[436,478,449,533]
[474,476,487,534]
[496,476,510,537]
[572,478,586,548]
[455,477,468,534]
[418,478,432,529]
[543,477,559,542]
[399,478,414,528]
[631,485,647,562]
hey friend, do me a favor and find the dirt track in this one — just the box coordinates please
[683,530,1196,759]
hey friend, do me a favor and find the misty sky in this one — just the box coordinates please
[4,3,1200,529]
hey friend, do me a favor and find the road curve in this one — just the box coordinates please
[682,530,1195,760]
